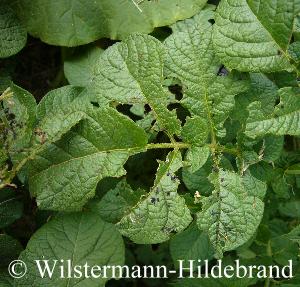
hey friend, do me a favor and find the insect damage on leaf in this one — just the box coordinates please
[1,1,300,286]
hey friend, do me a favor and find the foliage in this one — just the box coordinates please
[0,0,300,286]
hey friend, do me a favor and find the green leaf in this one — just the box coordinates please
[2,84,36,152]
[90,179,146,224]
[90,33,181,136]
[28,107,147,211]
[34,86,89,144]
[185,145,210,173]
[14,212,125,287]
[0,234,23,267]
[0,188,23,228]
[64,45,103,87]
[170,222,214,270]
[213,0,294,72]
[117,150,192,244]
[262,136,284,162]
[285,163,300,175]
[288,41,300,63]
[0,4,26,58]
[17,0,207,46]
[0,270,13,286]
[165,8,248,139]
[288,224,300,245]
[279,201,300,218]
[233,73,279,124]
[245,87,300,138]
[197,170,264,257]
[182,116,209,146]
[1,86,93,188]
[242,170,267,199]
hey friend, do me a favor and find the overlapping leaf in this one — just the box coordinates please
[117,151,192,243]
[90,33,181,136]
[0,4,26,58]
[213,0,295,72]
[164,7,248,140]
[245,87,300,138]
[28,107,147,211]
[14,212,125,287]
[16,0,207,46]
[197,170,264,257]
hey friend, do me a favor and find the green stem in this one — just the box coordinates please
[146,142,190,150]
[0,141,240,189]
[264,240,272,287]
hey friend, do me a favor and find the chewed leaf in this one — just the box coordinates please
[165,8,248,139]
[197,170,264,257]
[245,87,300,138]
[117,150,192,243]
[213,0,294,72]
[2,84,36,152]
[28,107,148,211]
[90,33,181,136]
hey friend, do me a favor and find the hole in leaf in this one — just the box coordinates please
[168,84,183,101]
[217,65,229,76]
[116,104,143,121]
[90,101,99,107]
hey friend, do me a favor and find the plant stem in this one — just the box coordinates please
[146,142,190,150]
[0,141,241,189]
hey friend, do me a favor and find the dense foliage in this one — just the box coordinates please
[0,0,300,286]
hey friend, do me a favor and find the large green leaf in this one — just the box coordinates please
[64,45,103,87]
[0,188,23,229]
[164,7,248,139]
[28,107,147,211]
[1,85,91,188]
[197,170,264,257]
[117,150,192,244]
[0,270,13,286]
[232,73,279,124]
[0,234,23,266]
[0,4,26,58]
[245,87,300,138]
[90,33,181,136]
[170,222,214,270]
[90,179,146,224]
[14,212,125,287]
[213,0,295,72]
[16,0,207,46]
[1,84,36,152]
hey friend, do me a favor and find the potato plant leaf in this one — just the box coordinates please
[0,188,23,229]
[245,87,300,138]
[197,170,264,257]
[90,33,181,136]
[117,150,192,243]
[28,107,147,211]
[14,212,125,287]
[16,0,207,46]
[165,8,248,139]
[213,0,295,72]
[0,4,27,58]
